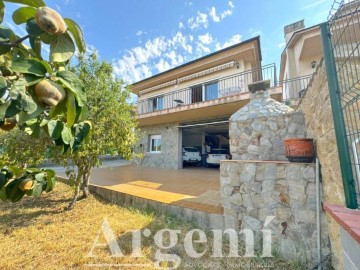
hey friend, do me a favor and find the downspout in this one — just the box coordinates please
[352,138,360,189]
[316,157,322,270]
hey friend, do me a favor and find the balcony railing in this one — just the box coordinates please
[136,64,276,115]
[279,74,314,101]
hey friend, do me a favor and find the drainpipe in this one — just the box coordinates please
[316,157,322,270]
[352,138,360,189]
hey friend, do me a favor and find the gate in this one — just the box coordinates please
[321,0,360,209]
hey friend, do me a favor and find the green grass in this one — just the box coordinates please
[0,181,309,269]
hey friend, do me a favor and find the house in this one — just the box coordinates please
[279,20,323,101]
[131,36,282,169]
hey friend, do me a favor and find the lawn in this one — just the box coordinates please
[0,181,307,270]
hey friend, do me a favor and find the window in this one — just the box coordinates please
[149,135,161,153]
[151,96,164,111]
[191,81,219,103]
[205,81,219,100]
[191,84,203,103]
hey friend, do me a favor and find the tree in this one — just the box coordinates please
[0,129,50,168]
[56,54,139,209]
[0,0,90,203]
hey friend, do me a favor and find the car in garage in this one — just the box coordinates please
[206,148,230,166]
[182,147,201,165]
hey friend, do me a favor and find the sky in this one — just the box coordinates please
[4,0,335,85]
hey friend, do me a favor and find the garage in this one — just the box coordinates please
[180,120,230,168]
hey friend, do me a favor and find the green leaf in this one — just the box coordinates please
[23,74,43,86]
[11,58,47,76]
[29,181,42,197]
[10,79,37,114]
[5,179,26,202]
[0,26,14,55]
[26,18,44,37]
[0,76,7,97]
[66,91,76,127]
[49,96,66,118]
[29,36,41,58]
[39,32,56,44]
[47,119,63,139]
[0,1,4,24]
[50,33,75,63]
[3,0,45,8]
[0,172,7,189]
[0,100,21,119]
[12,6,36,25]
[45,176,56,192]
[71,121,91,151]
[55,70,86,106]
[61,125,72,144]
[64,18,86,53]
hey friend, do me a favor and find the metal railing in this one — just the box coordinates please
[321,0,360,209]
[136,64,276,115]
[279,74,314,101]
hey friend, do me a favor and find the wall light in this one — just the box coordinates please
[236,62,240,69]
[311,60,317,68]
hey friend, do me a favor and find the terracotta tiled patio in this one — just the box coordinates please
[89,165,223,214]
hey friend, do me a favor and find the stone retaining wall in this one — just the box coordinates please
[220,160,330,267]
[297,61,345,269]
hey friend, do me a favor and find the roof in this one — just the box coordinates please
[132,36,262,87]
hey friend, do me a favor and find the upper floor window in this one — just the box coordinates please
[151,96,164,111]
[190,81,219,103]
[149,134,161,153]
[205,81,219,100]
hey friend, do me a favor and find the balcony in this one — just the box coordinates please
[279,74,314,101]
[135,64,284,126]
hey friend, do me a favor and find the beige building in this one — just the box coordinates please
[132,36,282,169]
[279,20,323,101]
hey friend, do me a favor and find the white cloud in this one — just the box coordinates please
[198,33,213,45]
[136,30,147,36]
[179,22,185,29]
[155,58,171,73]
[209,5,233,23]
[188,12,208,30]
[302,0,327,10]
[249,28,262,37]
[215,34,242,50]
[228,1,235,8]
[55,4,61,11]
[278,42,286,49]
[112,32,193,83]
[197,42,211,54]
[209,7,220,22]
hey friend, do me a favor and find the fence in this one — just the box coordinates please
[279,74,314,101]
[322,0,360,209]
[136,64,276,115]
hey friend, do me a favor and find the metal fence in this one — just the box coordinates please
[322,0,360,209]
[279,74,314,101]
[137,64,276,115]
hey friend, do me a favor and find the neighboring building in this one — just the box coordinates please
[279,20,323,101]
[132,36,282,169]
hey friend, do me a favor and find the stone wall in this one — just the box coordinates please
[229,91,306,161]
[220,160,330,267]
[136,123,181,169]
[297,61,345,269]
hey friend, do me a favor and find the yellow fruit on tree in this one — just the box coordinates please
[34,80,66,106]
[19,179,34,191]
[35,7,67,35]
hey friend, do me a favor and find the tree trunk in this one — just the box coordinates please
[67,165,83,210]
[67,177,81,210]
[82,169,91,198]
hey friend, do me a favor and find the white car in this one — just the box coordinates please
[182,147,201,164]
[206,149,230,166]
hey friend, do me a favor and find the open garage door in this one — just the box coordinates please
[179,120,230,168]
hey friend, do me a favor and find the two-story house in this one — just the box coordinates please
[279,20,323,101]
[132,36,282,169]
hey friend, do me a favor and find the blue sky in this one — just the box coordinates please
[4,0,334,84]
